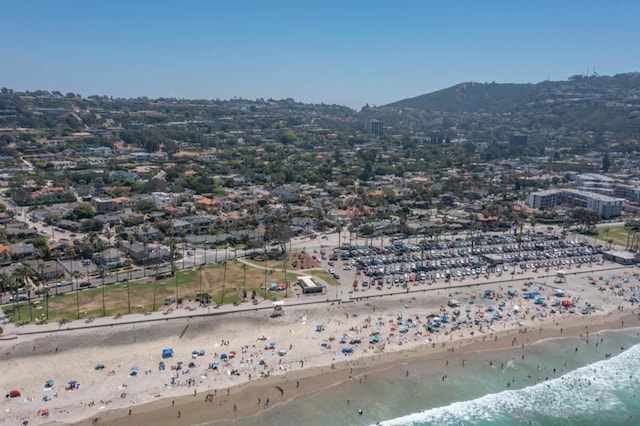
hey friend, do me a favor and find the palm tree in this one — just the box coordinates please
[72,270,82,319]
[221,261,227,305]
[152,263,159,311]
[169,238,179,308]
[180,230,187,269]
[125,278,131,314]
[242,263,247,299]
[11,264,35,322]
[97,264,106,316]
[23,265,37,323]
[6,273,20,320]
[263,245,268,300]
[13,265,27,321]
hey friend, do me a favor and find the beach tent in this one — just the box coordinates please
[268,341,277,349]
[45,379,54,388]
[162,348,174,358]
[316,324,324,332]
[6,389,21,398]
[95,363,105,370]
[220,353,228,360]
[129,367,139,377]
[68,380,78,390]
[562,299,573,307]
[341,347,353,354]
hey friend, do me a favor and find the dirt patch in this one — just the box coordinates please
[291,251,320,270]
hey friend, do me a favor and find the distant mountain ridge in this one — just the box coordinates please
[384,73,640,112]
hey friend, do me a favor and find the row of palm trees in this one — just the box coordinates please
[2,256,115,323]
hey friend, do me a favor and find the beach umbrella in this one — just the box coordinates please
[316,324,324,332]
[268,341,276,348]
[220,353,228,360]
[45,379,54,387]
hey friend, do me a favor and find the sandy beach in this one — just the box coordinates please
[1,261,639,426]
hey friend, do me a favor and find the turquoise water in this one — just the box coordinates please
[213,329,640,426]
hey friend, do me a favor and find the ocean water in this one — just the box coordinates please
[216,329,640,426]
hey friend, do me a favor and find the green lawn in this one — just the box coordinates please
[2,260,295,324]
[594,225,635,247]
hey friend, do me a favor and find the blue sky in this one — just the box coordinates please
[2,0,639,109]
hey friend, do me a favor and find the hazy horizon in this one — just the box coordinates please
[2,0,639,109]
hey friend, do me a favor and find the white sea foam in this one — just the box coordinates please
[377,342,640,426]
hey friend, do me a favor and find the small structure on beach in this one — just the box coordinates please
[272,300,285,317]
[162,348,174,358]
[298,275,324,294]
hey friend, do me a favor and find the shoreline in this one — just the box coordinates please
[68,309,640,426]
[2,263,637,426]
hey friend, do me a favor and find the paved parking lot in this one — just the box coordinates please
[321,232,602,292]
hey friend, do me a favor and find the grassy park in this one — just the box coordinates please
[594,225,640,249]
[3,256,318,324]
